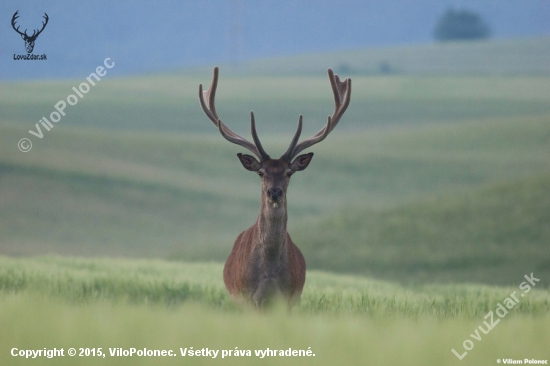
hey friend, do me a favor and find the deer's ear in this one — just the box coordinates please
[237,153,261,171]
[291,152,313,172]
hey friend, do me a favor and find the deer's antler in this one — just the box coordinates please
[30,13,49,40]
[11,11,49,40]
[281,68,351,161]
[11,11,26,37]
[199,67,270,161]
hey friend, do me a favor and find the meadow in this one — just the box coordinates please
[0,256,549,365]
[1,37,550,365]
[1,75,549,283]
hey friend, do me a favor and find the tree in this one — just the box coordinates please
[434,8,491,41]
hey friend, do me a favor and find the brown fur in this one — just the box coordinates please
[222,156,310,310]
[223,225,306,308]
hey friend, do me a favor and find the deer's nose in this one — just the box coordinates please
[267,187,283,201]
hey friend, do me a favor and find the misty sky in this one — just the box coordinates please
[1,0,549,79]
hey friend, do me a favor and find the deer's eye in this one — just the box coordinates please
[286,171,294,177]
[257,171,264,177]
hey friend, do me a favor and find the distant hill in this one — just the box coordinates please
[227,37,550,76]
[1,0,549,79]
[3,38,550,138]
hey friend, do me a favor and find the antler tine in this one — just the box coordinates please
[328,69,352,132]
[288,68,351,159]
[198,67,242,139]
[198,67,269,160]
[36,13,49,36]
[11,11,26,36]
[250,112,271,161]
[198,67,220,128]
[281,115,303,161]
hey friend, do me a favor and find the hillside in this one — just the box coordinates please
[212,37,550,76]
[1,114,549,285]
[2,38,550,285]
[3,38,550,136]
[3,71,550,136]
[295,172,550,286]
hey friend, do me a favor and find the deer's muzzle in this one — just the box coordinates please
[267,187,283,202]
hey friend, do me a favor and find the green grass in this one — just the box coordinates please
[2,37,550,365]
[1,115,549,284]
[3,38,549,136]
[2,74,550,133]
[295,172,550,285]
[0,256,549,366]
[2,256,549,318]
[2,294,548,366]
[1,37,550,286]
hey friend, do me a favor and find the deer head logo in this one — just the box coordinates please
[11,11,49,54]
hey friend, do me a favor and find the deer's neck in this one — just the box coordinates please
[256,196,288,259]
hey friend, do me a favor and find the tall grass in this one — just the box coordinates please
[1,256,549,319]
[0,256,549,366]
[1,293,549,366]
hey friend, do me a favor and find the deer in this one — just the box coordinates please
[11,11,49,54]
[198,67,351,310]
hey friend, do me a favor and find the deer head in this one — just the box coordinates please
[12,11,49,54]
[199,67,351,207]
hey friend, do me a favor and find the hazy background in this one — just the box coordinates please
[1,0,549,79]
[1,0,549,287]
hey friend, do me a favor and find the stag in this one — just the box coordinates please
[11,11,49,54]
[199,67,351,310]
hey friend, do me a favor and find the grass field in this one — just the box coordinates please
[1,37,550,365]
[1,115,549,284]
[2,294,548,366]
[0,256,549,366]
